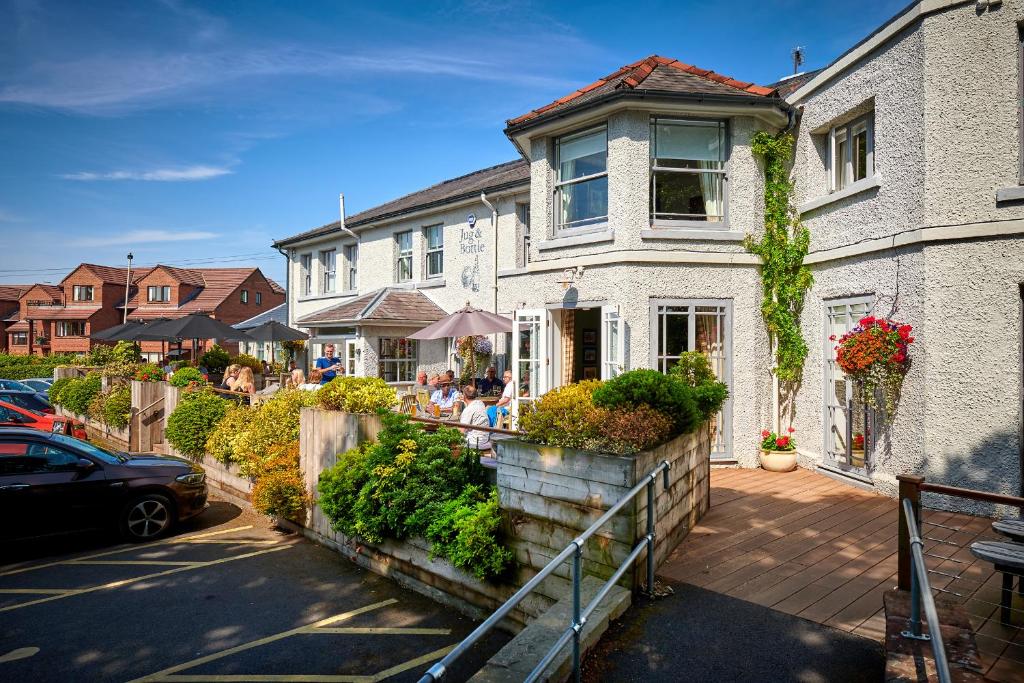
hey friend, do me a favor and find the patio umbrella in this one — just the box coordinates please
[242,320,309,343]
[138,314,253,342]
[91,320,146,341]
[407,303,512,340]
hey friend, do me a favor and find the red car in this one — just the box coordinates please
[0,400,87,440]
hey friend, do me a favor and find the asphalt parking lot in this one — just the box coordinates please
[0,499,507,682]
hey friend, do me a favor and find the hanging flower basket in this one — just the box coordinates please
[832,316,914,419]
[455,335,492,385]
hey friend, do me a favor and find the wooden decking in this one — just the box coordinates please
[659,467,1024,682]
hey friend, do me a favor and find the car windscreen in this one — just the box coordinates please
[0,393,50,412]
[48,433,128,464]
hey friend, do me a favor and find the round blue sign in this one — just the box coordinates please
[467,213,476,227]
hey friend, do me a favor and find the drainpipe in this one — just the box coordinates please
[480,192,498,314]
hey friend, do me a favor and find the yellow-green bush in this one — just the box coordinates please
[205,403,259,464]
[221,389,318,478]
[517,380,605,450]
[316,376,397,414]
[250,442,308,522]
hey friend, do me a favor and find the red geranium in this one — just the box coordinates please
[759,428,796,452]
[834,316,913,418]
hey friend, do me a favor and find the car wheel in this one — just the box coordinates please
[121,494,174,541]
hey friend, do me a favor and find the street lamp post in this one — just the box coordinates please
[123,252,133,324]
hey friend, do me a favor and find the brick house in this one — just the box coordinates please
[0,285,31,353]
[5,264,283,359]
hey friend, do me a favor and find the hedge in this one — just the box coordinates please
[0,364,60,380]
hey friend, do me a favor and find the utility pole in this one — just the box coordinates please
[792,47,805,75]
[123,252,133,324]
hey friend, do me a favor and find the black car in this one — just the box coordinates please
[0,429,208,542]
[0,390,54,414]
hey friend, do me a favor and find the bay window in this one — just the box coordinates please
[650,118,727,225]
[378,338,417,382]
[554,126,608,232]
[395,231,413,283]
[11,333,27,345]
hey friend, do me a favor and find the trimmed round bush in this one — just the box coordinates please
[165,390,228,459]
[316,376,396,414]
[169,367,205,387]
[591,369,701,436]
[669,352,729,421]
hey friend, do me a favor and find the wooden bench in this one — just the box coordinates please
[969,540,1024,625]
[993,518,1024,542]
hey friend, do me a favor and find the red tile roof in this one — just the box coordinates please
[506,55,777,127]
[29,307,102,320]
[0,285,32,302]
[22,284,63,300]
[296,288,447,326]
[123,267,279,318]
[62,263,152,286]
[151,264,206,287]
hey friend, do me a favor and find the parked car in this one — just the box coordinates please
[0,429,208,542]
[0,379,38,392]
[0,400,87,440]
[0,390,54,414]
[20,379,53,395]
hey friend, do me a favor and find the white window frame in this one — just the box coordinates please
[72,285,93,302]
[10,332,27,346]
[395,231,413,283]
[300,253,312,296]
[553,125,609,234]
[601,304,625,379]
[320,249,336,294]
[378,337,417,383]
[343,244,358,291]
[56,321,86,337]
[829,112,874,192]
[510,309,548,422]
[649,117,729,228]
[823,295,877,474]
[147,285,171,303]
[240,289,249,304]
[516,202,531,266]
[424,224,444,279]
[649,299,733,459]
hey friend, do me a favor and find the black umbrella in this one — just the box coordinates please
[136,314,253,342]
[91,320,147,341]
[242,320,308,343]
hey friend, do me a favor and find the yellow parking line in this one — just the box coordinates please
[130,599,398,683]
[0,544,291,613]
[0,525,255,577]
[68,561,200,567]
[0,588,76,595]
[184,540,278,546]
[311,627,451,635]
[368,645,457,682]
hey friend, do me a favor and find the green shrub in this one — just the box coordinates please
[592,369,701,436]
[230,353,263,372]
[669,352,729,421]
[101,361,139,380]
[134,363,163,382]
[597,405,675,453]
[86,345,116,366]
[111,340,141,364]
[200,345,230,373]
[49,376,73,406]
[213,389,317,476]
[316,376,397,413]
[424,486,513,581]
[165,389,228,459]
[0,363,60,380]
[205,403,258,464]
[102,383,132,429]
[518,381,605,450]
[169,367,205,387]
[52,374,102,416]
[250,443,308,522]
[0,353,76,368]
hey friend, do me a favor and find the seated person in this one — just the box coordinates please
[429,380,458,412]
[287,368,306,388]
[478,366,502,395]
[459,386,491,451]
[414,370,436,392]
[487,370,516,427]
[298,369,323,391]
[445,369,456,385]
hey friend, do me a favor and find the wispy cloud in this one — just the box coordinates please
[70,229,219,247]
[60,165,232,182]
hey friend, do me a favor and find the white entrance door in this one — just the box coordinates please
[601,305,625,379]
[511,309,547,419]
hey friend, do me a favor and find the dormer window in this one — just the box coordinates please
[650,118,727,226]
[554,126,608,232]
[148,286,171,303]
[72,285,93,302]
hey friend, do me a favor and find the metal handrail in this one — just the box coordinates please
[419,459,671,683]
[900,497,952,683]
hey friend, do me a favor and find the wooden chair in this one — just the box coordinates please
[399,394,415,414]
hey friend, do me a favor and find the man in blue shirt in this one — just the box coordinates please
[429,380,459,412]
[315,344,343,385]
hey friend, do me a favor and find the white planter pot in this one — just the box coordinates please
[759,449,797,473]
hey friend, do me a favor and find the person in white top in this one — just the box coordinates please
[459,385,491,451]
[298,368,324,391]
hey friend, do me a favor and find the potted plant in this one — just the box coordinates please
[758,427,797,472]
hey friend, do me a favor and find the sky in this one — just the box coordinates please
[0,0,908,286]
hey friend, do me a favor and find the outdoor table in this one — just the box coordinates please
[969,540,1024,625]
[993,519,1024,542]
